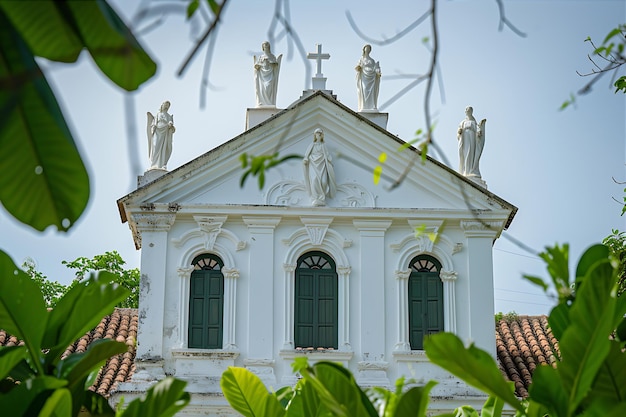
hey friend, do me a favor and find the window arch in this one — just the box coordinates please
[408,254,443,350]
[188,253,224,349]
[294,251,338,349]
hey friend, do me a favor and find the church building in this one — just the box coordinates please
[113,43,517,415]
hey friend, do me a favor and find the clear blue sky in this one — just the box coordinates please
[2,0,624,315]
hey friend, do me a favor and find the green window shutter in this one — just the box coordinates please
[295,252,338,349]
[408,255,443,350]
[188,254,224,349]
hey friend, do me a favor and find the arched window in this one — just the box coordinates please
[188,254,224,349]
[408,254,443,350]
[294,251,338,349]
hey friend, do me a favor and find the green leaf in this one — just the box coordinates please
[39,387,72,417]
[528,366,568,417]
[558,258,623,414]
[187,0,200,18]
[574,244,609,286]
[424,333,523,412]
[207,0,221,15]
[588,342,626,403]
[0,250,48,370]
[373,166,383,185]
[59,339,127,391]
[42,272,129,363]
[83,390,116,417]
[309,362,378,417]
[0,346,27,380]
[522,275,549,292]
[65,1,157,91]
[547,302,570,341]
[221,366,285,417]
[394,381,436,417]
[0,375,68,416]
[0,15,90,232]
[479,395,504,417]
[0,2,83,62]
[118,377,190,417]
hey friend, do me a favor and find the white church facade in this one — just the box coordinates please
[114,44,516,415]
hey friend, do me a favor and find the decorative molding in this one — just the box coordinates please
[394,269,411,280]
[222,267,240,280]
[194,215,227,251]
[265,179,376,207]
[177,267,194,279]
[357,361,388,371]
[440,270,458,282]
[171,221,246,252]
[452,243,463,255]
[337,266,352,276]
[460,220,502,238]
[283,263,297,272]
[300,217,333,245]
[279,349,353,362]
[282,228,351,249]
[242,216,282,231]
[131,213,175,232]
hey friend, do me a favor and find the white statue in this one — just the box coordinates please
[303,128,337,206]
[146,101,175,170]
[254,41,282,107]
[457,106,486,181]
[355,44,381,111]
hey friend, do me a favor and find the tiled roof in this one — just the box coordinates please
[496,315,560,397]
[0,308,137,397]
[2,311,558,398]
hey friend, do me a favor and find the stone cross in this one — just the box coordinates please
[307,44,330,77]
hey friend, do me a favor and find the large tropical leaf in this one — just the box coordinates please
[528,366,568,417]
[42,272,129,363]
[393,381,436,417]
[65,1,157,91]
[589,342,626,404]
[0,2,83,62]
[557,259,624,414]
[38,387,72,417]
[0,346,26,380]
[221,366,286,417]
[0,250,47,361]
[118,377,190,417]
[0,13,89,232]
[424,332,523,412]
[0,1,156,91]
[0,375,67,416]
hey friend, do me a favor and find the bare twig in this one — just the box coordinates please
[495,0,527,37]
[176,0,230,77]
[346,9,430,46]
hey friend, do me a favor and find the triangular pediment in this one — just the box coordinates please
[118,91,516,229]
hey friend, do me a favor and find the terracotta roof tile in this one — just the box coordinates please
[496,315,560,397]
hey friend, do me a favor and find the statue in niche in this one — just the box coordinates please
[457,106,486,180]
[254,41,282,107]
[146,101,175,170]
[355,44,381,111]
[303,128,337,206]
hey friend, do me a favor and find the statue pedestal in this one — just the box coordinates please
[138,168,167,188]
[358,111,388,130]
[246,107,282,130]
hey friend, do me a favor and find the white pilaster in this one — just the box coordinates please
[393,269,411,351]
[133,212,175,361]
[353,219,392,384]
[461,220,499,357]
[242,216,281,379]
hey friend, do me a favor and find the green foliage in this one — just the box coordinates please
[239,152,302,189]
[23,251,140,308]
[0,249,189,416]
[494,311,518,323]
[431,243,626,417]
[221,357,500,417]
[63,251,140,308]
[0,1,156,233]
[603,229,626,295]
